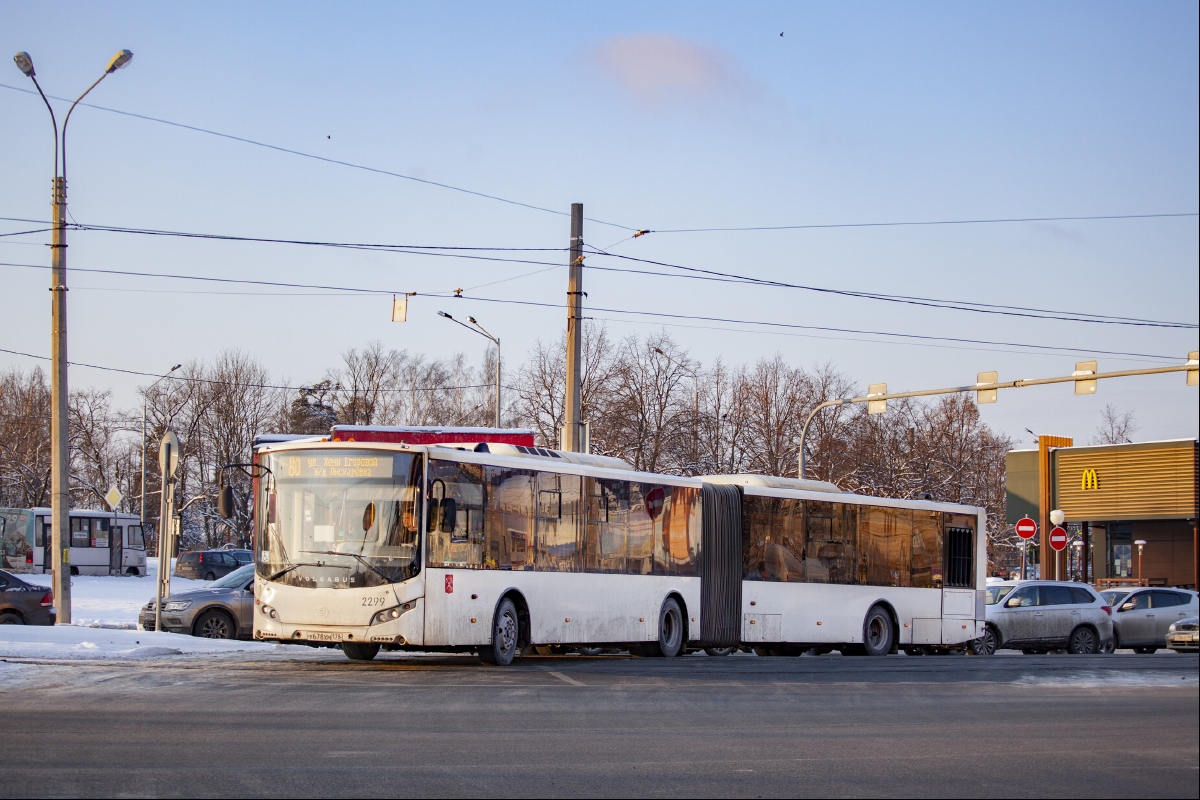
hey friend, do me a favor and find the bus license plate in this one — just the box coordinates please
[306,632,343,642]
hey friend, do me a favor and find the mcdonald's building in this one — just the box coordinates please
[1007,438,1199,589]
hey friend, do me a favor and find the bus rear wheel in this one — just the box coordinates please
[646,598,684,658]
[479,597,519,666]
[342,642,380,661]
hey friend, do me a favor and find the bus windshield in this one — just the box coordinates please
[257,449,423,588]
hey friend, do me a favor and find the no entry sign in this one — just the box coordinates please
[1049,526,1069,551]
[1016,517,1038,540]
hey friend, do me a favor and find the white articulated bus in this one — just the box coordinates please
[247,436,985,664]
[0,507,147,576]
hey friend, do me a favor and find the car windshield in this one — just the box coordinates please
[257,449,423,588]
[208,564,254,589]
[985,585,1015,605]
[1100,590,1129,607]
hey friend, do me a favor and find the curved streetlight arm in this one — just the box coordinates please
[25,74,59,178]
[440,312,502,427]
[797,398,850,480]
[61,71,110,182]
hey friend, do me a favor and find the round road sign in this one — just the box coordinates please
[1015,517,1038,540]
[1049,526,1069,551]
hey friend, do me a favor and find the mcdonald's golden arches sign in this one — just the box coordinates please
[1054,439,1196,521]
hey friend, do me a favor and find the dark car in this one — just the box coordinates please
[227,549,253,566]
[174,550,243,581]
[142,564,254,639]
[0,569,56,625]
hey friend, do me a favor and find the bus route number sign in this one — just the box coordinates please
[1016,517,1038,540]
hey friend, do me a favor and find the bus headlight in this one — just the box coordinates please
[259,603,278,620]
[370,602,414,626]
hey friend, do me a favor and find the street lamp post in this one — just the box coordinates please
[653,347,699,470]
[141,364,181,528]
[14,49,133,625]
[1134,539,1147,583]
[438,312,501,427]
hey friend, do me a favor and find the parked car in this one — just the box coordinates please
[174,549,244,581]
[973,580,1113,655]
[1099,588,1199,654]
[228,549,253,566]
[141,563,254,639]
[0,568,55,625]
[1165,617,1199,653]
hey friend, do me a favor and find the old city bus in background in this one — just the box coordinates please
[237,426,985,664]
[0,507,146,576]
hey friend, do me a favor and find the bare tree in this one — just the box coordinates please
[1092,404,1137,445]
[0,367,52,508]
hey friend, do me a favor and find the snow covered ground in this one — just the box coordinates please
[1,560,283,661]
[0,624,278,660]
[20,558,208,629]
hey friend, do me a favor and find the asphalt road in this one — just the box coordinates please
[2,650,1196,798]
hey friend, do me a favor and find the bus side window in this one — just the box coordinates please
[127,525,146,549]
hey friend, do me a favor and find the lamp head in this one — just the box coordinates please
[1134,539,1147,546]
[437,311,452,319]
[13,51,35,77]
[106,50,133,73]
[653,347,665,356]
[468,317,478,324]
[1050,509,1065,526]
[170,363,182,372]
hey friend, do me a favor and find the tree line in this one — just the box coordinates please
[0,326,1020,567]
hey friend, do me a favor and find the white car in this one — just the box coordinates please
[973,580,1114,655]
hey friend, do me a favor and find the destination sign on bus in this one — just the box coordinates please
[282,454,394,479]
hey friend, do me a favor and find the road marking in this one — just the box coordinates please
[546,670,586,686]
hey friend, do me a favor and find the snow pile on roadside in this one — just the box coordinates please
[0,624,278,660]
[21,560,210,629]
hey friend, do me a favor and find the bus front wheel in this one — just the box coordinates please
[479,597,519,666]
[862,605,894,656]
[342,642,380,661]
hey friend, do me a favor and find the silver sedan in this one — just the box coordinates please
[1101,588,1199,654]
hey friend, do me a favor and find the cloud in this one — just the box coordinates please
[586,34,752,109]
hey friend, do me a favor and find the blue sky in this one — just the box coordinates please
[3,2,1197,445]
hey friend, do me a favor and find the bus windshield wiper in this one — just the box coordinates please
[311,551,395,584]
[266,561,348,581]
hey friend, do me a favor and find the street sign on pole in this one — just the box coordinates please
[1016,517,1038,540]
[159,430,180,478]
[867,383,887,415]
[104,486,122,511]
[1049,526,1069,551]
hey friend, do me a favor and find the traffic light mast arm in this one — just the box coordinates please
[797,357,1198,480]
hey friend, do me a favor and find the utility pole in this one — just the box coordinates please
[563,203,584,452]
[14,49,134,625]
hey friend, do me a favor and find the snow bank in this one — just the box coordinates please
[21,558,210,629]
[0,624,277,660]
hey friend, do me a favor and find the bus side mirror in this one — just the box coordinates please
[217,486,235,520]
[440,498,458,533]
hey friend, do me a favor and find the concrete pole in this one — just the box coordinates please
[494,338,501,429]
[563,203,584,452]
[50,175,71,624]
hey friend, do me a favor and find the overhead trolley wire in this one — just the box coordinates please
[0,346,503,394]
[581,244,1197,329]
[645,212,1200,234]
[1,82,637,232]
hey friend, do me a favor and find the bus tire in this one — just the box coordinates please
[125,567,140,576]
[479,597,519,666]
[342,642,380,661]
[69,566,79,576]
[1133,646,1157,655]
[704,646,734,657]
[863,605,894,656]
[646,597,684,658]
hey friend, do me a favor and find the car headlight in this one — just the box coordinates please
[162,600,192,612]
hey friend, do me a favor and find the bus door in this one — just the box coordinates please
[41,518,51,574]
